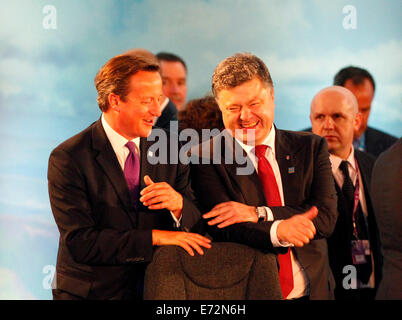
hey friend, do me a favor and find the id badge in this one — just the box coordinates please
[351,240,370,264]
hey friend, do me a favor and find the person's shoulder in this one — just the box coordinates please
[166,100,178,115]
[355,149,376,168]
[277,128,323,145]
[376,138,402,163]
[366,126,398,142]
[149,125,177,143]
[51,121,97,155]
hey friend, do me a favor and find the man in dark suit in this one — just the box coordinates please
[310,85,382,300]
[123,49,178,130]
[47,51,210,300]
[371,138,402,300]
[154,98,177,129]
[191,53,338,300]
[334,66,398,157]
[303,67,398,157]
[156,52,188,111]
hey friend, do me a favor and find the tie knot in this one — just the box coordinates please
[125,141,137,154]
[339,160,350,177]
[255,145,268,159]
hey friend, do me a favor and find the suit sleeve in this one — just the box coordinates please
[270,137,338,238]
[48,148,154,266]
[173,156,204,233]
[191,162,277,251]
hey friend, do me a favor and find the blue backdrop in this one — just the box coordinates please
[0,0,401,299]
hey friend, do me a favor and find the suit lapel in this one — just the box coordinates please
[92,120,134,215]
[221,129,305,206]
[275,129,301,205]
[139,138,159,191]
[355,152,379,258]
[219,130,267,206]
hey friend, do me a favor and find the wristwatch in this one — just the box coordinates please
[256,206,267,222]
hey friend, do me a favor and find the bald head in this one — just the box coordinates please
[310,86,362,159]
[311,86,358,115]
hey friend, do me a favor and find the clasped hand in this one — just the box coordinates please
[141,175,211,256]
[203,201,258,228]
[203,201,318,247]
[140,175,183,219]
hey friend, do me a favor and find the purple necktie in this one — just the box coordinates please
[124,141,140,207]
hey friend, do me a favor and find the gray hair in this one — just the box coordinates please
[212,53,273,98]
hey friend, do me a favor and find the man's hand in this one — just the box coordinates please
[276,206,318,247]
[140,175,183,219]
[203,201,258,228]
[152,230,212,256]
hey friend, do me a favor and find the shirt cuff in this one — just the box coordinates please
[264,206,274,221]
[270,220,294,247]
[170,211,182,228]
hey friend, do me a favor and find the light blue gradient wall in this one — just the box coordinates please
[0,0,401,299]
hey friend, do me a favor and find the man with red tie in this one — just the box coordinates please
[191,53,338,300]
[48,51,210,300]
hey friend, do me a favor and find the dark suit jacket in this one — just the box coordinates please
[191,129,338,299]
[327,150,383,297]
[154,99,178,130]
[302,126,398,158]
[47,119,201,299]
[364,127,398,158]
[371,138,401,299]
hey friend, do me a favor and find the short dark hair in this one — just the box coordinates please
[178,96,224,134]
[156,52,187,72]
[212,53,273,98]
[94,52,159,112]
[333,66,376,91]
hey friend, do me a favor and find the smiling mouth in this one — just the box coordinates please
[143,119,154,126]
[240,121,259,129]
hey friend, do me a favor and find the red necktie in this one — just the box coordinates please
[255,145,293,299]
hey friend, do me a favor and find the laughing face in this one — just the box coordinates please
[112,70,163,140]
[216,77,275,146]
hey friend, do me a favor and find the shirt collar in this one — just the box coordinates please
[101,113,140,153]
[235,125,276,156]
[353,132,366,151]
[160,97,169,112]
[153,97,170,125]
[329,145,356,175]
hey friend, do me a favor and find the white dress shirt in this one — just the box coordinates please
[101,114,181,227]
[329,147,375,288]
[235,126,309,299]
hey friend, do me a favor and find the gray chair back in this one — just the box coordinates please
[144,242,282,300]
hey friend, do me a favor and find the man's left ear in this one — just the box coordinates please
[354,112,362,132]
